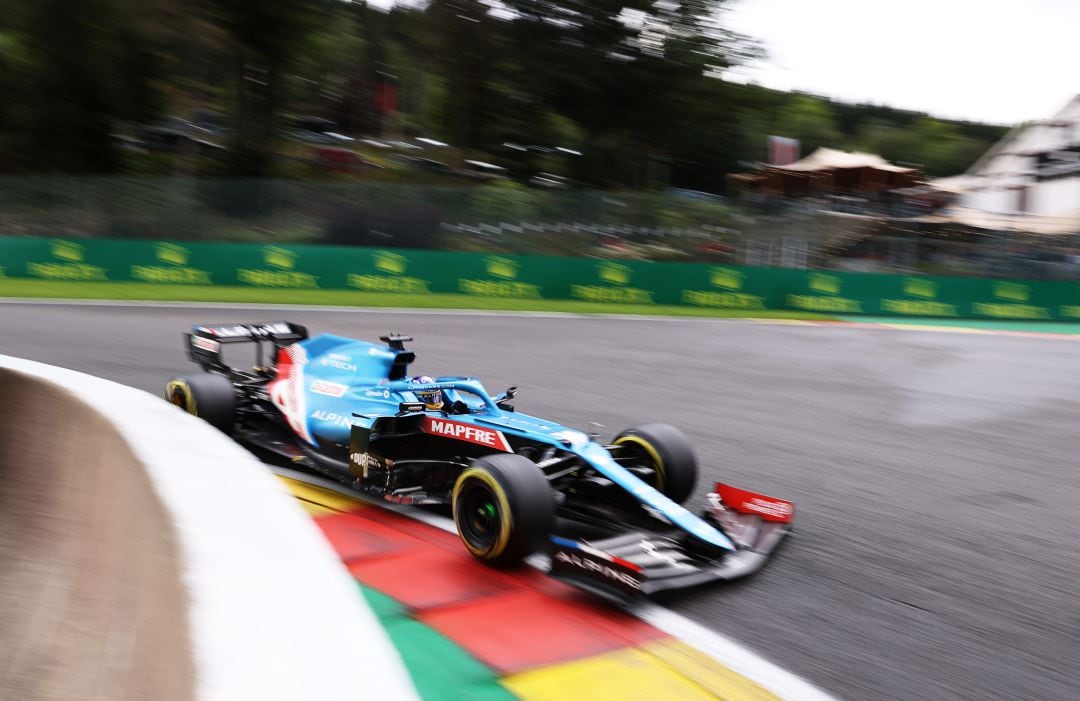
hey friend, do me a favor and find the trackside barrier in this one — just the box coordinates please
[3,236,1080,320]
[0,355,419,701]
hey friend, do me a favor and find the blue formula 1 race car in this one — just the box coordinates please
[165,321,793,601]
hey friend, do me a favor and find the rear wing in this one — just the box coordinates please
[185,321,308,370]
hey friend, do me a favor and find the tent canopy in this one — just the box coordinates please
[773,147,918,174]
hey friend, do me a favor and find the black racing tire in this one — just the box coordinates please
[613,422,698,504]
[164,373,237,434]
[452,453,555,568]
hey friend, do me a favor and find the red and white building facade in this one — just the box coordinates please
[961,95,1080,219]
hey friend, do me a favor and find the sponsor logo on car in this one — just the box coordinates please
[198,322,292,338]
[714,483,794,524]
[553,550,641,590]
[311,379,348,398]
[416,382,456,390]
[309,410,352,428]
[421,417,510,452]
[191,335,221,353]
[367,347,394,358]
[320,357,358,372]
[349,451,383,477]
[743,497,794,520]
[364,388,392,399]
[638,539,693,569]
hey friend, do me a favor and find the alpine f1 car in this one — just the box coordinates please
[165,321,793,601]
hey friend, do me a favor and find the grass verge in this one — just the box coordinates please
[0,280,836,320]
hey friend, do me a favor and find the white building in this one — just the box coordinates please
[960,95,1080,218]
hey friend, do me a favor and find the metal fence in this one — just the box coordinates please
[2,177,1078,281]
[0,177,732,240]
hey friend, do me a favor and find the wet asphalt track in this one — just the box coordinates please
[2,301,1078,701]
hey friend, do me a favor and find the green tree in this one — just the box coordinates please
[499,0,758,186]
[0,0,1010,188]
[204,0,328,175]
[770,95,842,157]
[471,180,539,222]
[910,117,986,176]
[425,0,501,149]
[4,0,161,173]
[0,31,24,155]
[855,118,921,165]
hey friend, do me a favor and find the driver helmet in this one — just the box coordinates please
[411,375,444,411]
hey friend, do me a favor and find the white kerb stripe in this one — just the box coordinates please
[632,603,838,701]
[0,355,418,701]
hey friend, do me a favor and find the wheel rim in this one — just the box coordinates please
[458,480,501,553]
[167,384,189,410]
[615,436,666,492]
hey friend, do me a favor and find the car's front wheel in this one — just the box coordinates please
[164,373,236,433]
[613,422,698,504]
[452,453,554,567]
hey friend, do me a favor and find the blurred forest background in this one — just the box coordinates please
[0,0,1008,192]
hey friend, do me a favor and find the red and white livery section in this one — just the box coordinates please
[269,344,314,444]
[420,417,511,452]
[714,483,794,523]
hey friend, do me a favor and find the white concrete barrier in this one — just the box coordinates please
[0,355,418,701]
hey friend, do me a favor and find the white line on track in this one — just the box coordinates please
[633,604,837,701]
[271,466,837,701]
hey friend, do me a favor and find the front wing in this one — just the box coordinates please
[549,482,793,602]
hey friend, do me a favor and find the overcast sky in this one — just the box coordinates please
[722,0,1079,125]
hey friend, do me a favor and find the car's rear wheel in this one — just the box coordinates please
[452,453,554,567]
[164,373,236,433]
[613,423,698,504]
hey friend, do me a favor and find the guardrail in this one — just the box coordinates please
[0,355,418,701]
[4,236,1080,320]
